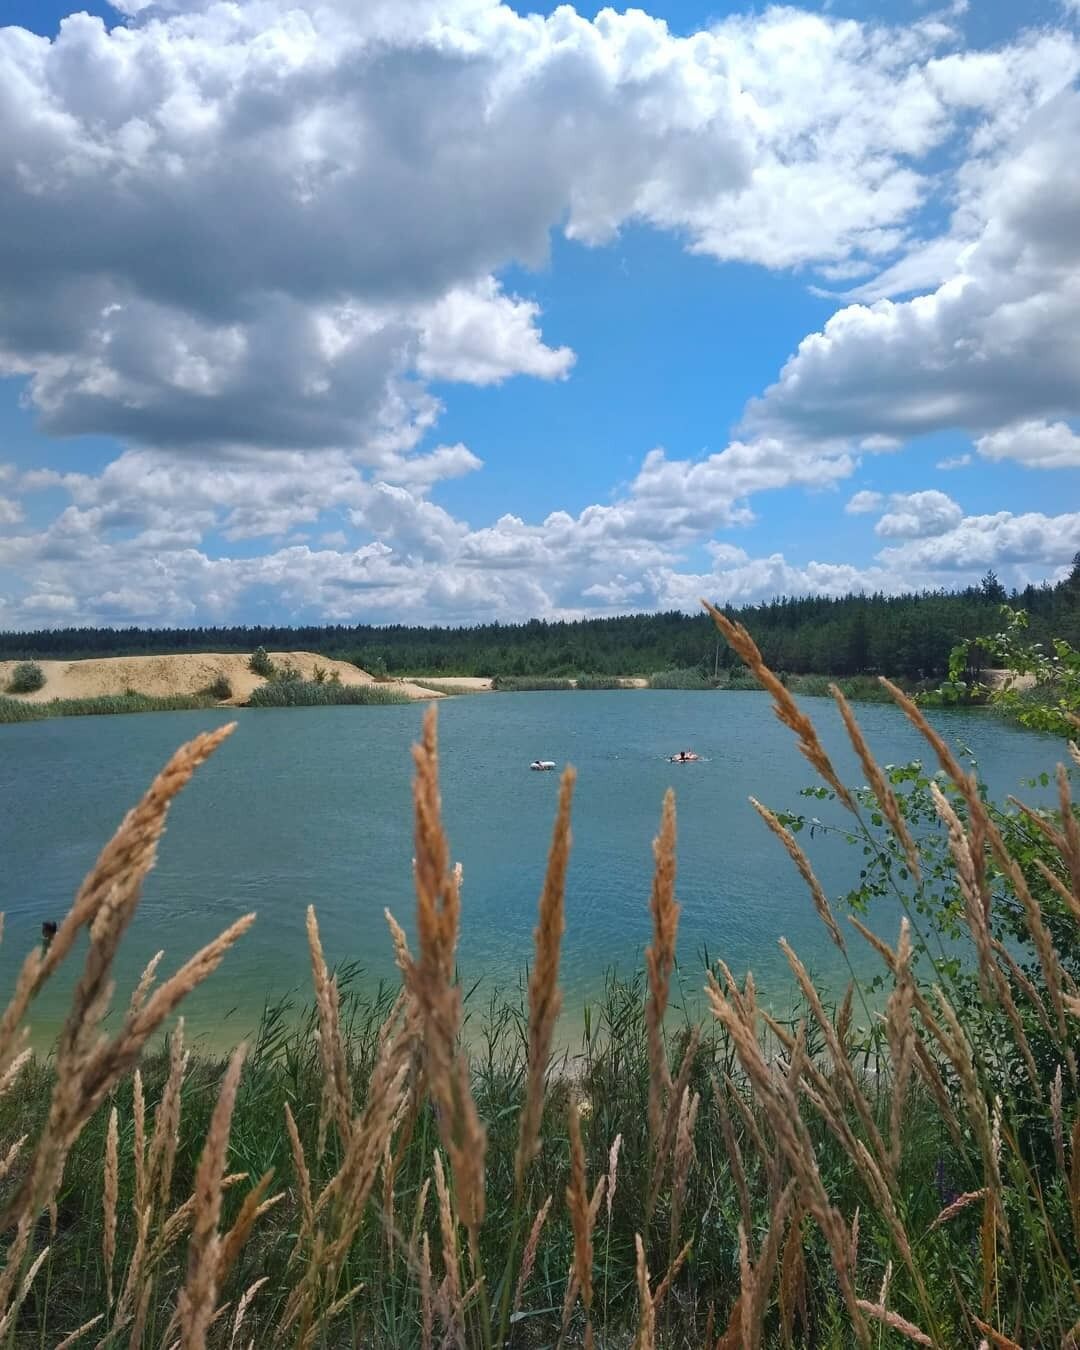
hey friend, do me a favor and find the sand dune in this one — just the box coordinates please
[0,652,441,704]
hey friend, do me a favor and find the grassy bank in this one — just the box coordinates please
[0,691,217,723]
[1,603,1078,1347]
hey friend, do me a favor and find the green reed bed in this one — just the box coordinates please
[0,691,217,723]
[246,680,411,707]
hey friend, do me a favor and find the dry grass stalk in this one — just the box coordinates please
[0,723,235,1083]
[831,685,922,878]
[512,1193,553,1319]
[132,1069,146,1221]
[230,1276,268,1350]
[0,1136,26,1186]
[103,1106,119,1309]
[929,1189,988,1231]
[408,1176,431,1270]
[633,1235,654,1350]
[645,789,679,1148]
[1057,763,1080,901]
[0,764,252,1323]
[284,1102,314,1256]
[606,1133,622,1219]
[934,990,1006,1236]
[419,1232,433,1350]
[778,1200,807,1349]
[53,1313,104,1349]
[177,1044,247,1350]
[306,905,353,1154]
[706,974,870,1347]
[777,938,888,1175]
[516,765,575,1187]
[652,1237,692,1312]
[384,907,412,972]
[0,1047,30,1103]
[1053,1065,1066,1173]
[670,1087,700,1245]
[0,1244,49,1340]
[126,951,163,1020]
[432,1148,464,1349]
[855,1300,934,1346]
[217,1170,280,1285]
[704,599,854,807]
[752,799,846,952]
[148,1020,188,1210]
[713,1075,753,1235]
[886,920,916,1173]
[566,1097,598,1349]
[404,707,487,1240]
[648,1023,701,1218]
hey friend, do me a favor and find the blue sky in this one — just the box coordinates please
[0,0,1078,628]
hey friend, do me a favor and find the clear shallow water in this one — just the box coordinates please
[0,692,1056,1052]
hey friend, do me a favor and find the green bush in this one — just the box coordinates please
[248,646,275,678]
[6,660,45,694]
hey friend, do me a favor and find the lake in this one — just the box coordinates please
[0,691,1057,1052]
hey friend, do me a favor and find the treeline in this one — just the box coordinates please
[3,566,1078,680]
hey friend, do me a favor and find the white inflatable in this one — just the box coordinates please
[530,760,557,771]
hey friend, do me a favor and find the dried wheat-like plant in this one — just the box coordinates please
[645,789,678,1148]
[516,765,575,1187]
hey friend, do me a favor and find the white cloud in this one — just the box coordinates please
[875,490,963,538]
[745,85,1080,449]
[936,453,971,470]
[975,419,1080,469]
[417,281,574,386]
[877,510,1080,572]
[0,496,23,527]
[845,489,883,514]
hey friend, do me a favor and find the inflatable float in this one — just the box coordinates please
[530,760,557,771]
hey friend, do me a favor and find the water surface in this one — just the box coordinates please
[0,692,1055,1050]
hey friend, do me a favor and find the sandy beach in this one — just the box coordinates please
[0,652,441,705]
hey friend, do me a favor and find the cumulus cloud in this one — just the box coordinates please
[744,83,1080,449]
[936,453,972,470]
[875,490,963,538]
[877,510,1080,572]
[845,489,884,514]
[975,419,1080,469]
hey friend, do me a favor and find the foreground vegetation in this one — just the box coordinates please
[4,561,1078,683]
[1,601,1079,1347]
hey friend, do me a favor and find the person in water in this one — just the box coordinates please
[41,920,57,951]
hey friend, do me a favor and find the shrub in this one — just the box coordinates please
[312,663,328,684]
[248,646,275,677]
[201,674,233,702]
[648,667,711,689]
[6,660,45,694]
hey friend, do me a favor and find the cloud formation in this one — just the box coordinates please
[0,1,1078,628]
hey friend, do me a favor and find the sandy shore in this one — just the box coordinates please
[0,652,441,705]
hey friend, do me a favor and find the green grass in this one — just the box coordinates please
[247,680,411,707]
[0,691,216,723]
[648,667,713,689]
[572,674,631,690]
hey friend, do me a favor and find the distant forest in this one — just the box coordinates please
[3,565,1079,681]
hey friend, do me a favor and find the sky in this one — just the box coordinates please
[0,0,1078,629]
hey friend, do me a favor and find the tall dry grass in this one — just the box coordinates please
[0,601,1078,1346]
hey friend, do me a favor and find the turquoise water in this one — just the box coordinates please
[0,692,1057,1051]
